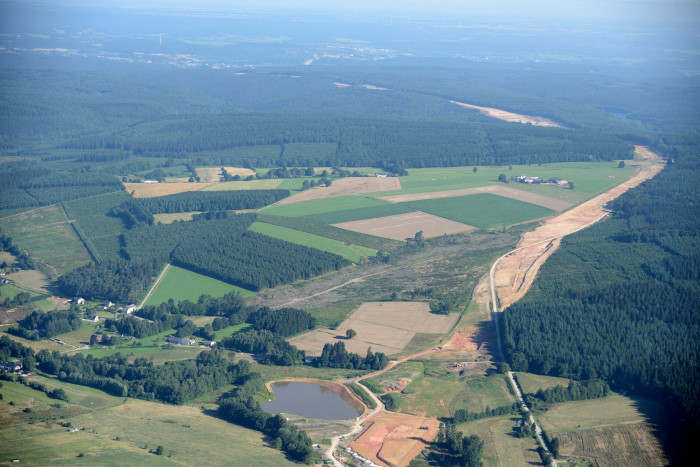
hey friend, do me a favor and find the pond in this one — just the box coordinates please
[262,381,362,420]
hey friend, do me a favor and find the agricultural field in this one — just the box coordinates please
[449,375,515,414]
[248,222,377,262]
[152,212,200,224]
[289,302,459,357]
[514,372,572,394]
[213,322,252,341]
[333,211,477,241]
[195,166,256,182]
[144,265,255,307]
[82,345,203,364]
[537,395,667,466]
[275,176,401,205]
[401,193,555,229]
[0,379,296,466]
[123,181,215,198]
[455,415,542,467]
[4,270,51,293]
[260,195,400,218]
[0,282,42,301]
[0,205,92,277]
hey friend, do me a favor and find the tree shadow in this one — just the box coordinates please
[472,319,497,356]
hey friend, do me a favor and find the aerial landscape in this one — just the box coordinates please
[0,0,698,465]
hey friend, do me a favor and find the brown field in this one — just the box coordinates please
[451,100,562,127]
[201,179,283,191]
[333,211,477,241]
[378,185,573,211]
[196,166,256,182]
[5,270,50,293]
[493,157,664,311]
[123,182,215,198]
[350,411,439,467]
[552,423,666,467]
[289,302,459,357]
[275,177,401,205]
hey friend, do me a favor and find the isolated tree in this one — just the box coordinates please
[155,445,164,456]
[414,231,424,242]
[568,181,575,190]
[550,437,560,457]
[305,166,315,176]
[324,179,332,187]
[472,166,478,174]
[346,329,357,339]
[618,161,626,168]
[498,173,508,183]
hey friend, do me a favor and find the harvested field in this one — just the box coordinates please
[289,302,459,356]
[452,100,562,127]
[552,423,666,467]
[333,211,477,241]
[493,159,664,311]
[196,166,256,182]
[123,182,215,198]
[275,177,401,205]
[4,270,50,293]
[378,184,573,211]
[201,179,282,191]
[350,411,439,467]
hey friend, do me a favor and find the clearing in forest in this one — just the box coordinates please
[451,100,562,127]
[333,211,477,241]
[123,182,215,198]
[275,177,401,205]
[195,166,256,182]
[145,265,255,306]
[289,302,458,356]
[350,411,439,467]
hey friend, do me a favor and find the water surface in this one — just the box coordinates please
[262,381,361,420]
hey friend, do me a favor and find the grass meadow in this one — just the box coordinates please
[0,205,92,276]
[145,265,255,307]
[514,372,572,395]
[401,193,554,229]
[249,222,377,261]
[260,195,395,217]
[449,375,515,414]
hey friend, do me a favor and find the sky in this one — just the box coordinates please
[34,0,700,24]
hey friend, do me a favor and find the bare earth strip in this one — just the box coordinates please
[378,185,573,211]
[451,100,562,127]
[276,177,401,205]
[493,147,664,312]
[333,211,477,241]
[289,302,458,357]
[123,182,215,198]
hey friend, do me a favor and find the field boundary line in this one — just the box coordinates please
[61,203,98,264]
[139,263,170,309]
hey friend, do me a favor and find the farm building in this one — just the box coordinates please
[72,297,86,304]
[516,174,541,184]
[167,336,195,346]
[120,304,137,314]
[85,314,100,322]
[142,179,159,183]
[102,300,114,309]
[202,340,216,347]
[0,360,23,372]
[549,177,569,185]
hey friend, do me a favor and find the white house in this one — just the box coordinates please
[142,179,159,184]
[73,297,86,304]
[121,304,137,314]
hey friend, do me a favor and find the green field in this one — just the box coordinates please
[213,323,252,340]
[394,163,635,196]
[514,372,572,395]
[455,415,542,467]
[401,193,555,229]
[449,375,515,414]
[145,265,255,306]
[0,282,41,301]
[304,203,416,224]
[260,195,393,217]
[0,379,295,466]
[81,345,203,364]
[0,205,92,276]
[249,222,377,261]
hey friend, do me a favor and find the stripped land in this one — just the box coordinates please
[332,211,477,241]
[451,100,562,127]
[288,302,459,356]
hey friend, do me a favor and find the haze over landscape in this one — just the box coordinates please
[0,0,697,466]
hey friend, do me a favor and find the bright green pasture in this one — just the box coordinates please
[213,322,252,341]
[260,195,391,217]
[81,345,202,364]
[401,193,554,229]
[201,179,283,191]
[514,372,572,394]
[249,222,376,261]
[0,282,41,300]
[396,162,634,195]
[449,375,515,414]
[0,205,92,276]
[145,265,255,306]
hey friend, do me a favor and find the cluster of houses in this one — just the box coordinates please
[516,174,568,185]
[166,336,216,347]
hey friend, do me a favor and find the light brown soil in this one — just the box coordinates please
[334,82,351,88]
[493,152,664,311]
[123,182,215,198]
[289,302,458,357]
[350,412,439,467]
[378,185,573,211]
[196,166,256,182]
[275,177,401,205]
[362,84,390,91]
[5,270,50,293]
[333,211,477,241]
[452,100,562,127]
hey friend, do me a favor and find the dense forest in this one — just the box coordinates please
[502,142,700,460]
